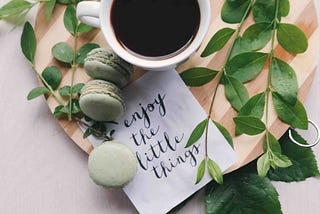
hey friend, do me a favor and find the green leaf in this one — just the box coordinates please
[91,121,107,137]
[253,0,280,23]
[53,105,68,117]
[201,28,235,57]
[185,119,208,148]
[41,66,62,90]
[109,129,115,137]
[268,129,320,182]
[238,92,265,118]
[271,57,298,105]
[233,116,266,135]
[72,83,85,94]
[56,0,73,4]
[0,0,33,19]
[83,128,92,139]
[21,22,36,64]
[180,67,218,87]
[242,23,272,51]
[45,0,56,21]
[277,23,308,54]
[257,153,270,177]
[272,92,308,129]
[229,37,252,60]
[213,120,233,149]
[52,42,74,64]
[76,43,100,65]
[263,131,282,154]
[77,23,94,33]
[67,99,81,114]
[225,52,268,83]
[271,153,292,168]
[224,76,249,111]
[27,87,49,100]
[279,0,290,17]
[10,9,28,26]
[221,0,251,24]
[206,172,281,214]
[236,93,265,135]
[207,158,223,184]
[195,159,206,184]
[59,85,71,97]
[64,5,78,35]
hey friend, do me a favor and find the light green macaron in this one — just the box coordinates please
[84,48,134,88]
[79,80,125,121]
[88,140,137,188]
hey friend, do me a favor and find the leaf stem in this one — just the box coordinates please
[265,0,280,151]
[68,31,78,121]
[31,64,65,106]
[204,0,254,157]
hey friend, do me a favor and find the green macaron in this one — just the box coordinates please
[79,80,125,121]
[88,140,137,188]
[84,48,134,88]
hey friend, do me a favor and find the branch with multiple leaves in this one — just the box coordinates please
[20,2,114,140]
[181,0,309,183]
[0,0,85,25]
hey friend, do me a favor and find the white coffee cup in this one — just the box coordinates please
[76,0,211,71]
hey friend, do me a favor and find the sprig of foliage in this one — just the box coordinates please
[20,4,108,139]
[21,21,65,105]
[181,0,254,184]
[0,0,38,26]
[0,0,86,25]
[51,5,99,121]
[180,0,309,183]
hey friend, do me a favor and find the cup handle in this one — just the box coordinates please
[76,1,101,28]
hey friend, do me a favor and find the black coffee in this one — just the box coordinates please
[111,0,200,58]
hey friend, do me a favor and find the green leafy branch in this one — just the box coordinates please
[182,0,255,185]
[20,3,111,140]
[0,0,84,25]
[51,5,98,121]
[181,0,309,183]
[233,0,308,177]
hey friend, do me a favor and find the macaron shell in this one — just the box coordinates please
[84,48,134,88]
[84,60,129,88]
[80,92,124,121]
[88,141,137,188]
[87,49,133,75]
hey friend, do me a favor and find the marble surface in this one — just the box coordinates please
[0,1,319,213]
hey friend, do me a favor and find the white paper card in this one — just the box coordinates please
[86,70,238,214]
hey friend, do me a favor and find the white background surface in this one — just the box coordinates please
[0,1,319,213]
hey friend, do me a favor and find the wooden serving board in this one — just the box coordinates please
[35,0,319,172]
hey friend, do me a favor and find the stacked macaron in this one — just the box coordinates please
[84,48,134,88]
[79,80,125,122]
[80,48,133,122]
[80,48,137,189]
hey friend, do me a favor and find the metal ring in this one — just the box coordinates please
[288,120,320,148]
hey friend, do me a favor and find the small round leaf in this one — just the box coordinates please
[52,42,74,64]
[277,23,308,54]
[41,66,62,90]
[76,43,100,65]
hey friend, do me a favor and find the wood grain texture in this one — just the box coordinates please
[34,0,319,172]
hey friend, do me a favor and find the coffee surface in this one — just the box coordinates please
[111,0,200,58]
